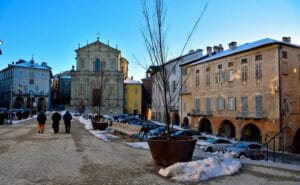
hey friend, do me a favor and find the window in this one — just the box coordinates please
[227,97,236,110]
[134,88,138,94]
[29,79,34,84]
[206,67,210,72]
[195,98,200,111]
[282,51,288,59]
[218,64,223,70]
[255,95,263,117]
[282,61,289,75]
[206,72,210,85]
[134,99,138,108]
[228,62,234,67]
[216,97,225,110]
[216,71,224,83]
[205,97,211,113]
[241,96,248,116]
[255,55,262,61]
[183,102,186,112]
[196,69,199,73]
[227,70,235,82]
[241,66,248,81]
[95,59,100,72]
[241,58,248,64]
[195,74,200,86]
[255,63,262,79]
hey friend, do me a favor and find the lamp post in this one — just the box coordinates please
[9,87,13,124]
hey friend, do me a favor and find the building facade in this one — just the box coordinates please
[0,59,51,112]
[151,49,203,124]
[70,39,127,115]
[51,71,72,106]
[181,37,300,152]
[124,77,142,115]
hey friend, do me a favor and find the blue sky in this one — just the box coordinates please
[0,0,299,81]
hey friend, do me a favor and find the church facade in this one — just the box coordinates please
[70,39,128,115]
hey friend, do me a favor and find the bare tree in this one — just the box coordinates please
[141,0,207,136]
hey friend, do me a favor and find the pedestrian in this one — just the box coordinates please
[37,111,47,134]
[63,111,72,133]
[51,111,61,134]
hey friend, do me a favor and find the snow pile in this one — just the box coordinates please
[78,116,119,142]
[12,115,38,125]
[125,142,149,150]
[159,157,241,182]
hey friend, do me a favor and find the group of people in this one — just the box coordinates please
[36,111,72,134]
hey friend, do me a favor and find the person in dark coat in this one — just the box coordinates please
[51,112,61,133]
[37,111,47,134]
[63,111,72,133]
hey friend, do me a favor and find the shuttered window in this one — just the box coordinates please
[255,63,262,79]
[241,66,248,81]
[255,95,263,117]
[206,98,211,113]
[241,96,248,116]
[227,97,236,110]
[216,97,225,110]
[195,98,200,111]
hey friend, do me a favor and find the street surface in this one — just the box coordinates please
[0,116,299,185]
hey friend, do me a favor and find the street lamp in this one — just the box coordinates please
[9,87,13,124]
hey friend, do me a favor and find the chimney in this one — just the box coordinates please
[228,41,237,50]
[282,37,291,43]
[213,45,220,53]
[206,46,212,56]
[219,44,224,52]
[196,49,203,56]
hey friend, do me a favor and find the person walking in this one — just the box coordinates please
[63,111,72,133]
[37,111,47,134]
[51,112,61,134]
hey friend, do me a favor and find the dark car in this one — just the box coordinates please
[225,142,266,160]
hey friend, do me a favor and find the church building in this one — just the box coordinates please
[70,38,128,114]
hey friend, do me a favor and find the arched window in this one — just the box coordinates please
[95,58,101,72]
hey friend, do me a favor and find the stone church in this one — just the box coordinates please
[70,38,128,115]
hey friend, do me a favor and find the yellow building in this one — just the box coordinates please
[124,77,142,115]
[181,37,300,152]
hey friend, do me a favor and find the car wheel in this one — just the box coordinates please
[239,153,246,159]
[206,147,213,153]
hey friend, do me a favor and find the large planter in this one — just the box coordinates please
[147,136,197,166]
[92,121,108,130]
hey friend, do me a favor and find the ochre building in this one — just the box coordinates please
[180,37,300,152]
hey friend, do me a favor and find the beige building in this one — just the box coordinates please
[181,37,300,152]
[70,38,128,115]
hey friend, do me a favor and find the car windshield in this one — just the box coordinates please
[233,143,247,148]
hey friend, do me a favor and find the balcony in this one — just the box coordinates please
[235,111,267,120]
[187,109,212,117]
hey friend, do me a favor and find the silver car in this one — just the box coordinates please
[225,142,266,160]
[197,137,234,152]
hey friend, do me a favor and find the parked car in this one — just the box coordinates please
[198,137,234,152]
[224,142,266,160]
[171,130,201,138]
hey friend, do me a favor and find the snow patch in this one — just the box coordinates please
[125,142,149,150]
[159,157,241,182]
